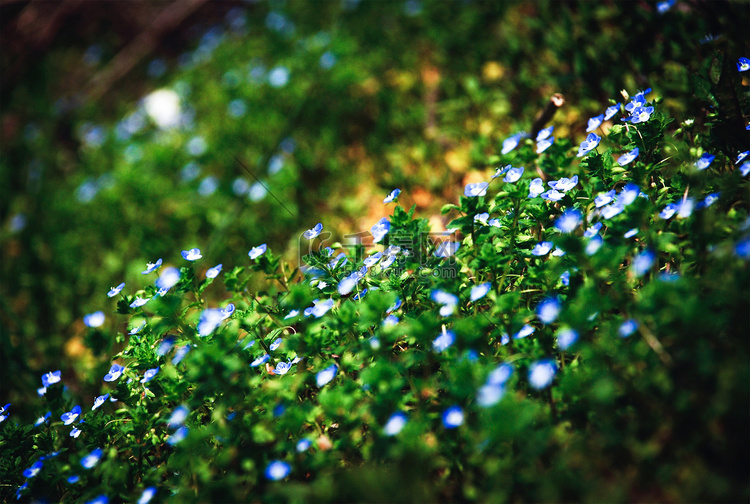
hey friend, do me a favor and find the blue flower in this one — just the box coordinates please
[384,412,408,436]
[81,448,103,469]
[130,297,150,308]
[734,237,750,259]
[84,311,105,328]
[168,405,189,427]
[42,370,61,387]
[557,328,579,350]
[167,426,188,445]
[738,57,750,72]
[251,354,270,367]
[61,405,81,425]
[363,252,383,267]
[92,393,110,411]
[618,319,639,338]
[586,114,604,132]
[741,161,750,177]
[577,132,601,157]
[107,283,125,297]
[34,412,51,427]
[296,438,312,452]
[595,189,615,208]
[205,264,222,279]
[537,297,561,324]
[221,303,235,320]
[470,283,491,301]
[624,228,639,238]
[536,136,554,153]
[304,223,323,239]
[487,363,513,385]
[284,309,300,319]
[583,222,603,238]
[657,0,676,13]
[464,182,488,197]
[477,383,505,407]
[129,321,145,335]
[248,243,267,259]
[531,241,553,256]
[628,105,654,124]
[442,406,464,428]
[383,189,401,203]
[172,345,190,365]
[137,487,157,504]
[528,178,545,198]
[274,361,292,375]
[387,298,402,313]
[140,367,159,384]
[560,270,570,286]
[23,461,43,478]
[431,290,458,316]
[514,324,535,340]
[383,315,399,327]
[181,248,202,261]
[737,151,749,164]
[698,193,720,209]
[371,217,390,243]
[316,364,338,387]
[695,153,715,170]
[541,189,565,201]
[503,166,524,183]
[619,183,641,206]
[434,241,460,258]
[70,427,82,438]
[142,258,162,274]
[197,308,224,336]
[492,164,511,179]
[308,298,334,318]
[528,359,557,389]
[501,133,523,154]
[156,267,181,290]
[585,236,603,256]
[104,363,125,382]
[600,201,624,219]
[67,475,80,484]
[156,337,175,357]
[265,460,291,481]
[269,337,283,351]
[617,147,639,166]
[555,209,581,233]
[604,103,620,120]
[548,175,578,192]
[432,329,456,352]
[631,249,655,277]
[86,495,109,504]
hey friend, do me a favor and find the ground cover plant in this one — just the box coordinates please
[1,1,749,502]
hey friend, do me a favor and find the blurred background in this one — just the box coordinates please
[1,0,748,418]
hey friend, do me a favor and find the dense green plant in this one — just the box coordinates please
[2,66,749,502]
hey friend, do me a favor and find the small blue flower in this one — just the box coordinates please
[555,209,581,233]
[309,298,334,318]
[23,461,43,478]
[595,189,616,208]
[156,337,175,356]
[140,367,159,384]
[383,189,401,203]
[577,132,601,157]
[619,183,641,206]
[371,217,390,243]
[442,405,464,428]
[221,303,235,320]
[698,193,720,209]
[528,359,557,389]
[265,460,291,481]
[81,447,103,469]
[470,283,491,301]
[86,495,109,504]
[503,166,524,183]
[142,258,162,274]
[67,475,80,484]
[92,393,110,411]
[586,114,604,132]
[84,311,105,327]
[560,270,570,286]
[531,241,553,256]
[737,151,749,164]
[205,264,222,279]
[514,324,535,340]
[604,103,620,120]
[172,345,190,365]
[383,315,399,327]
[168,405,189,427]
[181,248,202,261]
[585,236,603,256]
[548,175,578,192]
[657,0,676,13]
[197,308,224,336]
[695,153,715,170]
[492,164,511,179]
[734,237,750,259]
[556,328,579,350]
[501,133,523,154]
[387,298,402,313]
[536,126,553,141]
[537,297,561,324]
[617,147,639,166]
[464,182,489,197]
[42,370,61,387]
[628,105,654,124]
[138,487,157,504]
[129,321,146,335]
[619,319,639,338]
[741,161,750,177]
[583,222,603,238]
[130,297,150,308]
[248,243,267,259]
[738,57,750,72]
[274,361,292,375]
[487,363,513,385]
[536,137,554,153]
[434,241,460,258]
[103,363,125,382]
[432,329,456,352]
[61,405,81,425]
[251,354,270,367]
[304,223,323,239]
[34,412,51,427]
[316,364,338,387]
[269,337,283,351]
[70,427,82,438]
[284,309,300,319]
[107,283,125,297]
[624,228,639,238]
[600,201,624,219]
[364,252,383,267]
[631,249,656,277]
[528,177,545,198]
[551,247,566,257]
[167,426,188,445]
[156,267,181,290]
[477,383,505,407]
[541,189,565,202]
[296,438,312,452]
[384,412,408,436]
